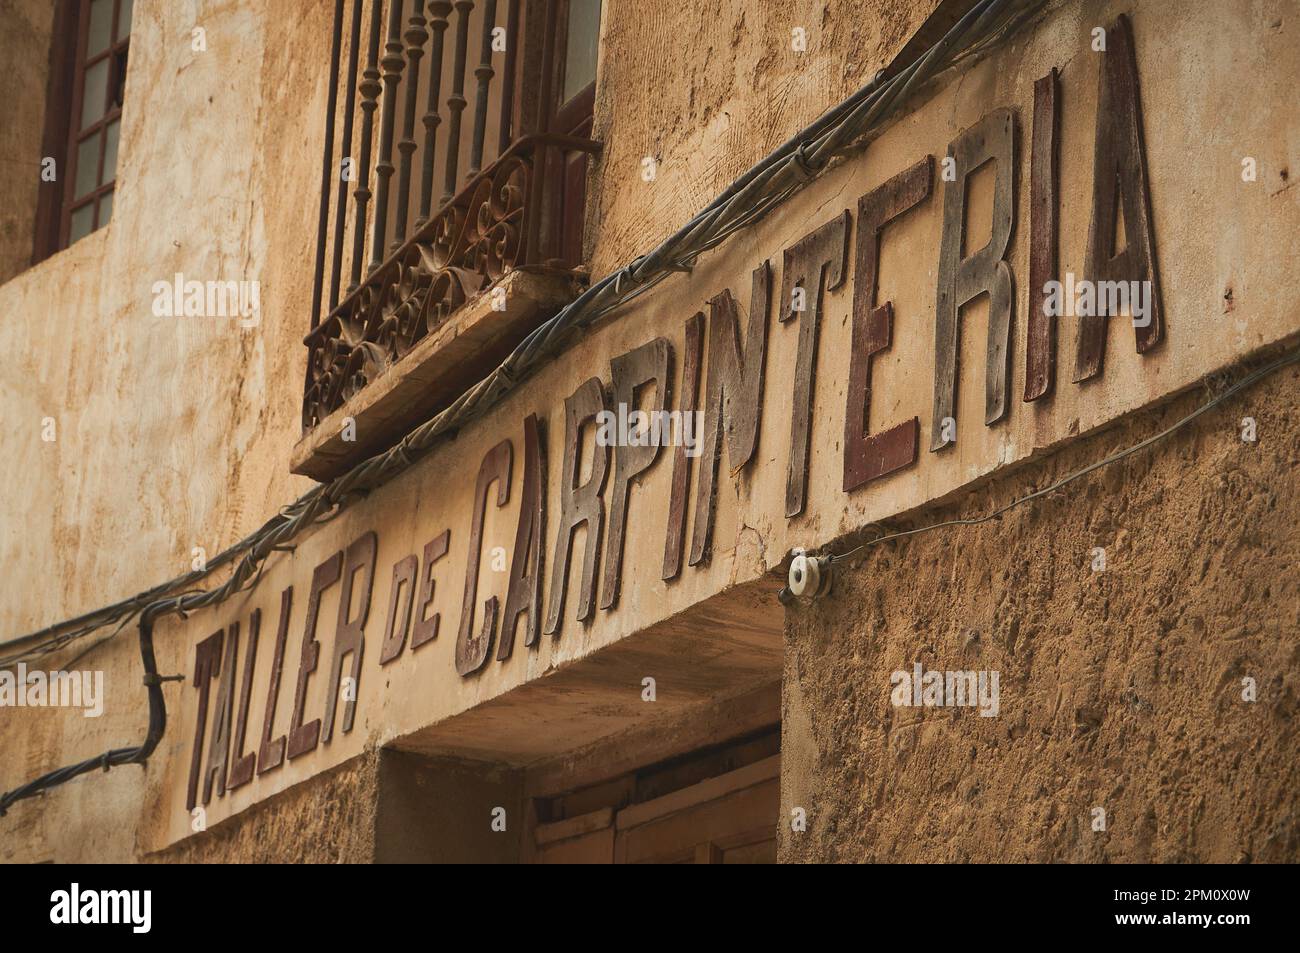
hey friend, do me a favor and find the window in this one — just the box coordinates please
[558,0,600,116]
[39,0,133,256]
[552,0,601,265]
[301,0,606,456]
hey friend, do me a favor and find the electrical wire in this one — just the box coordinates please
[3,0,1293,820]
[0,0,1051,817]
[1,0,1041,669]
[827,345,1300,564]
[0,610,176,817]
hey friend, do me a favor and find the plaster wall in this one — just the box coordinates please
[0,0,944,861]
[0,0,54,283]
[780,365,1300,863]
[1,0,1296,863]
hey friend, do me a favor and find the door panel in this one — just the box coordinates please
[531,753,780,864]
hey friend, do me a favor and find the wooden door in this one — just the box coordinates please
[531,754,779,864]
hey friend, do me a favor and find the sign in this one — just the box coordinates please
[148,9,1300,848]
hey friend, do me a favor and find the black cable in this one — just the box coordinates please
[1,0,1037,668]
[0,0,1046,820]
[0,610,176,817]
[827,345,1300,564]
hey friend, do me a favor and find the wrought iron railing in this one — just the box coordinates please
[303,0,599,433]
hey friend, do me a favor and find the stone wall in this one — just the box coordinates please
[0,0,939,862]
[146,749,525,863]
[3,0,1297,864]
[585,0,939,279]
[149,752,381,864]
[780,359,1300,863]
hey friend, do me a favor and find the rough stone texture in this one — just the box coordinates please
[780,360,1300,863]
[146,749,529,863]
[148,751,380,864]
[3,0,1296,864]
[0,0,939,863]
[586,0,938,280]
[374,752,524,863]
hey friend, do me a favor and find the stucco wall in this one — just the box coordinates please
[2,0,1296,865]
[1,0,329,638]
[780,361,1300,863]
[0,0,942,861]
[0,0,55,282]
[0,0,332,861]
[585,0,940,279]
[0,0,945,645]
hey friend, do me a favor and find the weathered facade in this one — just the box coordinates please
[1,0,1296,864]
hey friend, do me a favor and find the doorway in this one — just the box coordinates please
[528,723,780,863]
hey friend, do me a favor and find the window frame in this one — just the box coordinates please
[550,0,598,136]
[33,0,82,264]
[547,0,600,266]
[59,0,132,250]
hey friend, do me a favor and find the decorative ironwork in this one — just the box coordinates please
[303,133,598,430]
[305,0,599,434]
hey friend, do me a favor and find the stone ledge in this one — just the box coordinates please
[291,270,580,481]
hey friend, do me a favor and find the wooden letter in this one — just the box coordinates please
[257,586,293,775]
[690,262,771,565]
[499,415,547,660]
[410,530,451,650]
[663,312,703,581]
[186,629,224,811]
[287,551,343,760]
[932,107,1017,450]
[378,554,419,665]
[601,337,671,610]
[227,608,261,791]
[845,157,931,492]
[544,378,609,635]
[457,440,513,675]
[1074,14,1163,381]
[1025,68,1059,401]
[203,621,239,804]
[781,211,848,516]
[322,531,378,741]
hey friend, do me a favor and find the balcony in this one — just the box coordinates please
[296,0,600,479]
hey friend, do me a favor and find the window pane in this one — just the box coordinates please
[117,0,134,39]
[102,120,120,185]
[112,47,129,109]
[75,134,100,198]
[87,0,114,58]
[562,0,601,103]
[100,191,114,226]
[81,58,109,128]
[70,204,95,243]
